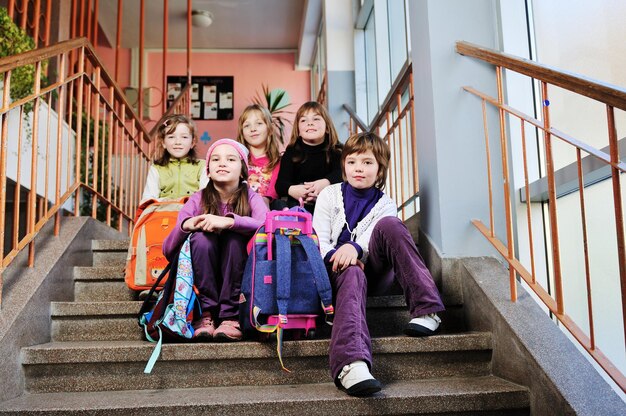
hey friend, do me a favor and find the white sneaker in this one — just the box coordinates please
[405,313,441,337]
[337,360,381,396]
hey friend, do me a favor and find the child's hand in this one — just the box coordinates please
[184,214,234,232]
[329,244,359,272]
[303,179,331,202]
[288,184,311,201]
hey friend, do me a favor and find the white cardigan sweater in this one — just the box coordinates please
[313,183,397,263]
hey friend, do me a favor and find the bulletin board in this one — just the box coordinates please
[166,76,234,120]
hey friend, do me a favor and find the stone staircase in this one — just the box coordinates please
[0,239,531,415]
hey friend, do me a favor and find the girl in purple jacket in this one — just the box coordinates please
[163,138,269,342]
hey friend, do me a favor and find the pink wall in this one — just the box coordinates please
[95,45,132,91]
[145,51,310,155]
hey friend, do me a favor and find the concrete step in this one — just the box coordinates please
[22,333,493,393]
[73,266,133,302]
[50,297,465,342]
[0,376,529,416]
[91,240,128,268]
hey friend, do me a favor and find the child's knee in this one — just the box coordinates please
[334,265,367,288]
[190,231,217,251]
[374,216,404,235]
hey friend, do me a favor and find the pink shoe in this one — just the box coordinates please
[214,319,243,342]
[193,313,216,340]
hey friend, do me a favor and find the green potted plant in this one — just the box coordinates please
[253,84,293,146]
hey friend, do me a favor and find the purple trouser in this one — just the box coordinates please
[189,230,248,320]
[329,216,445,379]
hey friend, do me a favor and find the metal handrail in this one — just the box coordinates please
[149,83,192,138]
[457,41,626,391]
[0,37,152,308]
[344,62,419,220]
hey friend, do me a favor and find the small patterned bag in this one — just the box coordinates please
[138,236,200,373]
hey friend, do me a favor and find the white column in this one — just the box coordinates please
[408,0,508,257]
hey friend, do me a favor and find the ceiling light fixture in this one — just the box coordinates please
[191,10,213,28]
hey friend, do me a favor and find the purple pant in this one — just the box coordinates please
[329,216,444,379]
[189,230,248,320]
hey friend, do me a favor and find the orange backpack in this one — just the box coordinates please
[125,198,187,291]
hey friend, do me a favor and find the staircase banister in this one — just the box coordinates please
[149,83,192,138]
[0,37,152,144]
[368,61,413,131]
[82,42,152,144]
[456,41,626,112]
[342,104,368,132]
[0,37,85,73]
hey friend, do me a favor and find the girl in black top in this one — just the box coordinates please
[275,101,343,212]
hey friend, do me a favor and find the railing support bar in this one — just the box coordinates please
[540,82,564,314]
[606,105,626,348]
[496,67,517,301]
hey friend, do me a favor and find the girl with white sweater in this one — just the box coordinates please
[313,132,444,397]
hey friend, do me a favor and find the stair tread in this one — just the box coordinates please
[52,301,142,315]
[0,376,528,414]
[51,295,409,316]
[91,240,130,251]
[22,333,492,364]
[73,266,125,281]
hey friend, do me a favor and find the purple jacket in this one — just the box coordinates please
[162,186,268,260]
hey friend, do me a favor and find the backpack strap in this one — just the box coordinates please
[274,232,292,320]
[138,262,172,317]
[294,234,334,323]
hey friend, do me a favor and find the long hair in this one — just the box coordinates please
[287,101,342,164]
[200,163,251,217]
[236,104,281,171]
[153,114,199,166]
[341,132,390,190]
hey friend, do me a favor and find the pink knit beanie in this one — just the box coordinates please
[205,138,250,170]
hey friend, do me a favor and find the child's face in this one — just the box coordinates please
[242,111,269,151]
[208,144,243,186]
[163,123,195,159]
[344,150,379,190]
[298,110,326,145]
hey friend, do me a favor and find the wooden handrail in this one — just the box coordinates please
[456,41,626,112]
[342,104,368,132]
[369,61,412,131]
[458,40,626,391]
[343,61,419,221]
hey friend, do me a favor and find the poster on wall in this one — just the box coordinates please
[166,76,234,120]
[167,82,181,101]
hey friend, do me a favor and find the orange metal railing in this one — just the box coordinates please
[149,83,192,139]
[456,41,626,391]
[6,0,53,48]
[0,37,152,308]
[344,62,419,220]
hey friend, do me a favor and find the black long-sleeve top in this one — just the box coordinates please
[275,138,343,211]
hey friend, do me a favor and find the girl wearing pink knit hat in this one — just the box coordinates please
[163,138,269,342]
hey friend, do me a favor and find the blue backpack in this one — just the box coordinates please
[240,208,334,371]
